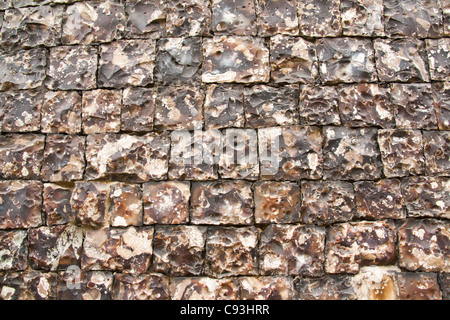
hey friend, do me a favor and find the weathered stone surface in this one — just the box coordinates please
[295,275,356,300]
[258,126,323,180]
[338,84,394,128]
[0,230,27,271]
[82,227,154,274]
[323,127,382,180]
[354,179,406,220]
[219,129,259,180]
[378,129,425,178]
[190,181,253,225]
[12,0,54,7]
[259,224,325,276]
[143,181,190,225]
[0,271,58,300]
[317,38,376,84]
[57,271,113,300]
[0,134,44,180]
[212,0,256,35]
[85,133,170,182]
[254,181,301,224]
[205,226,258,277]
[153,226,206,276]
[341,0,384,36]
[0,91,42,133]
[398,219,449,272]
[240,276,295,300]
[325,220,397,274]
[256,0,298,36]
[71,181,110,227]
[401,176,450,218]
[121,87,154,132]
[202,36,270,83]
[169,130,221,180]
[374,39,430,82]
[154,86,203,130]
[41,91,82,134]
[165,0,211,36]
[112,273,170,300]
[441,0,450,35]
[424,131,450,175]
[46,45,98,90]
[82,89,121,134]
[204,84,245,129]
[432,82,450,130]
[300,180,355,226]
[154,37,201,85]
[299,86,340,126]
[41,134,85,182]
[98,40,155,88]
[439,273,450,300]
[0,0,11,9]
[62,1,126,44]
[244,85,300,128]
[0,5,62,49]
[171,277,240,300]
[426,38,450,81]
[384,0,443,38]
[43,183,76,226]
[297,0,342,37]
[124,0,165,39]
[28,225,83,271]
[351,266,401,300]
[0,49,46,91]
[108,182,143,227]
[270,35,318,84]
[396,272,442,300]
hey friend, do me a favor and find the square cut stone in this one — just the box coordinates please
[297,0,342,37]
[295,275,356,300]
[240,276,296,300]
[121,87,155,132]
[212,0,257,35]
[396,273,442,300]
[57,271,113,300]
[341,0,384,36]
[0,271,58,300]
[165,0,212,36]
[423,131,450,175]
[0,230,28,271]
[112,273,170,300]
[82,89,122,134]
[108,182,143,227]
[171,277,240,300]
[432,82,450,130]
[124,0,166,39]
[0,91,42,133]
[441,0,450,35]
[426,38,450,81]
[41,91,82,134]
[256,0,299,36]
[204,84,245,129]
[299,86,340,126]
[43,183,76,226]
[71,181,110,228]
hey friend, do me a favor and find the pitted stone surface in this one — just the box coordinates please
[396,272,442,300]
[82,90,122,134]
[165,0,211,37]
[299,86,340,126]
[423,131,450,175]
[256,0,299,36]
[341,0,384,37]
[295,275,356,300]
[121,87,155,132]
[108,182,143,227]
[432,82,450,130]
[0,271,58,300]
[57,271,113,300]
[43,183,76,226]
[0,230,28,271]
[171,277,240,300]
[297,0,342,37]
[71,181,110,228]
[112,273,170,300]
[41,91,82,134]
[212,0,257,35]
[204,84,244,129]
[124,0,165,39]
[240,276,295,300]
[0,91,43,133]
[426,38,450,81]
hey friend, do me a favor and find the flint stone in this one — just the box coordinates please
[259,224,325,276]
[432,82,450,130]
[0,271,58,300]
[256,0,299,36]
[62,1,126,44]
[154,37,202,84]
[43,183,76,226]
[143,181,190,225]
[441,0,450,35]
[85,133,170,182]
[240,276,295,300]
[295,275,356,300]
[154,86,203,131]
[0,91,42,133]
[204,84,245,129]
[202,36,270,83]
[299,86,340,126]
[384,0,443,38]
[171,277,240,300]
[165,0,211,36]
[341,0,384,36]
[211,0,257,35]
[374,39,430,82]
[190,181,253,225]
[354,179,406,220]
[269,35,318,84]
[125,0,165,39]
[301,180,355,226]
[254,181,301,224]
[82,227,154,274]
[12,0,52,7]
[378,129,425,178]
[0,5,63,49]
[398,219,450,272]
[396,273,442,300]
[0,0,11,9]
[0,134,44,180]
[57,271,113,300]
[423,131,450,175]
[218,129,259,180]
[41,134,85,182]
[439,274,450,300]
[153,225,207,276]
[46,45,98,90]
[113,273,170,300]
[297,0,342,37]
[71,181,110,228]
[323,127,382,180]
[28,225,83,271]
[41,91,82,134]
[426,39,450,81]
[98,39,156,88]
[351,266,401,300]
[325,220,397,274]
[0,230,27,270]
[258,126,323,181]
[121,87,155,132]
[82,89,122,134]
[0,49,46,91]
[108,183,143,227]
[205,226,258,277]
[0,180,42,229]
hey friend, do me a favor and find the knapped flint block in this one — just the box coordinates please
[294,275,356,300]
[108,182,143,227]
[351,266,401,300]
[57,271,113,300]
[256,0,299,36]
[340,0,384,36]
[165,0,211,36]
[41,91,82,134]
[432,82,450,130]
[0,91,42,133]
[211,0,257,35]
[0,271,58,300]
[259,224,325,276]
[171,277,240,300]
[441,0,450,35]
[70,181,110,227]
[423,131,450,175]
[121,87,155,132]
[124,0,165,39]
[396,272,442,300]
[299,86,340,126]
[112,273,170,300]
[240,276,296,300]
[439,273,450,300]
[0,230,28,271]
[426,38,450,81]
[43,183,76,226]
[297,0,342,37]
[0,0,11,9]
[204,84,245,129]
[82,89,121,134]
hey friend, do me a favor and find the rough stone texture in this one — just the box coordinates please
[297,0,342,37]
[112,273,170,300]
[351,266,401,300]
[240,276,295,300]
[165,0,211,37]
[0,230,28,271]
[108,182,143,227]
[41,91,82,134]
[426,38,450,81]
[57,271,113,300]
[441,0,450,35]
[82,89,122,134]
[0,91,43,133]
[423,131,450,175]
[212,0,256,35]
[121,87,155,132]
[71,181,110,228]
[432,82,450,130]
[295,275,356,300]
[396,272,442,300]
[340,0,384,36]
[0,271,58,300]
[204,84,244,129]
[439,273,450,300]
[124,0,165,39]
[171,277,240,300]
[256,0,299,36]
[43,183,76,226]
[299,86,340,126]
